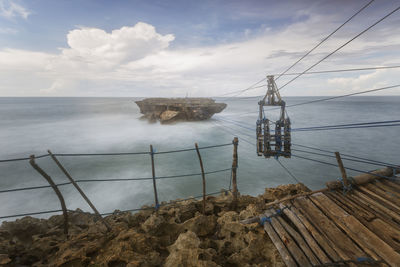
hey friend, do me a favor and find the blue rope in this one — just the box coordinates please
[338,177,353,194]
[259,208,285,226]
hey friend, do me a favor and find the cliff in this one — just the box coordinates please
[0,184,310,267]
[135,98,227,123]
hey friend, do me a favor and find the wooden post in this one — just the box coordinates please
[195,143,206,214]
[334,152,349,188]
[232,137,239,204]
[150,145,159,210]
[48,150,111,231]
[29,155,69,236]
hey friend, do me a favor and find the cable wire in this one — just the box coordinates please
[275,0,375,81]
[216,65,400,100]
[275,159,302,184]
[293,143,398,168]
[276,65,400,77]
[278,5,400,91]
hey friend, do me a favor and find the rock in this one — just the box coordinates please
[261,183,311,203]
[165,231,219,267]
[135,98,227,124]
[160,110,180,122]
[0,183,309,266]
[182,214,216,237]
[0,254,11,265]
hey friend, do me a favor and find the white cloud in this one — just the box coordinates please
[0,0,30,20]
[0,16,399,97]
[0,26,17,34]
[62,22,175,66]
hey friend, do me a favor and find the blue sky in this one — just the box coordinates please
[0,0,399,96]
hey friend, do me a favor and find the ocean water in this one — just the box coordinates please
[0,96,399,221]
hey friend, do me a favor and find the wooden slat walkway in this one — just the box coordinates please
[261,179,400,266]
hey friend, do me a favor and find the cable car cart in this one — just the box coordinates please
[256,75,291,158]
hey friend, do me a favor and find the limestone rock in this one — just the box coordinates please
[135,98,227,124]
[0,184,307,266]
[182,214,216,237]
[160,110,180,122]
[262,183,311,202]
[165,231,219,267]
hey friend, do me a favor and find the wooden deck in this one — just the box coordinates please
[261,178,400,266]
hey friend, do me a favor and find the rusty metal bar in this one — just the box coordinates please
[47,150,111,231]
[195,143,206,214]
[29,155,69,235]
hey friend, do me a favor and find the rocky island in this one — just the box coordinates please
[135,98,227,124]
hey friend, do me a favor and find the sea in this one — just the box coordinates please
[0,96,399,221]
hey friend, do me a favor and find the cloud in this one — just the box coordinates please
[0,13,399,97]
[62,22,175,66]
[0,26,17,34]
[0,0,30,20]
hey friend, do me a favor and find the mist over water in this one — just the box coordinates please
[1,96,399,221]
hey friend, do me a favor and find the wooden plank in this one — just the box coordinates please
[349,190,400,227]
[293,196,365,261]
[327,192,400,252]
[310,193,400,266]
[262,215,297,267]
[357,185,400,213]
[328,191,375,221]
[373,180,400,199]
[353,189,400,223]
[279,204,330,264]
[364,183,400,207]
[382,179,400,191]
[271,208,321,266]
[328,191,377,222]
[310,193,381,261]
[288,205,341,262]
[264,209,311,266]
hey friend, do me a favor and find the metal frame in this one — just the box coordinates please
[257,75,291,158]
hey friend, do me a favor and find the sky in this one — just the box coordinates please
[0,0,399,97]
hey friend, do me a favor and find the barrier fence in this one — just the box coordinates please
[0,139,239,235]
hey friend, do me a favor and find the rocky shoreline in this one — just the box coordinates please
[135,98,227,124]
[0,184,310,267]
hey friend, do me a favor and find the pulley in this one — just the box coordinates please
[256,75,291,158]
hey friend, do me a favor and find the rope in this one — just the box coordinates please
[259,206,290,225]
[275,0,375,81]
[338,177,353,194]
[54,151,148,157]
[292,147,398,168]
[0,182,72,194]
[0,154,48,163]
[291,154,393,180]
[154,142,232,154]
[0,142,233,163]
[0,168,232,194]
[278,5,400,91]
[0,209,63,220]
